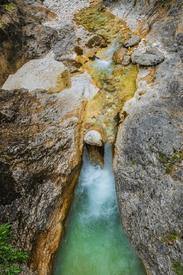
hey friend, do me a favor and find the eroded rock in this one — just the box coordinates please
[2,52,71,93]
[0,71,99,275]
[84,130,103,146]
[131,47,165,66]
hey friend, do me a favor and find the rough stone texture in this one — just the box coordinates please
[113,47,127,63]
[84,130,103,146]
[123,35,141,47]
[114,58,183,275]
[2,52,71,94]
[105,0,183,274]
[0,72,99,275]
[0,0,98,87]
[0,0,59,87]
[131,47,165,66]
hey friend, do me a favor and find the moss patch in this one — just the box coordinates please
[3,3,16,11]
[161,231,182,243]
[75,3,132,41]
[158,151,183,174]
[172,261,183,275]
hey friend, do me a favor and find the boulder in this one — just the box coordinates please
[2,52,71,94]
[123,35,141,48]
[113,47,127,63]
[131,47,165,66]
[84,130,103,146]
[122,55,131,65]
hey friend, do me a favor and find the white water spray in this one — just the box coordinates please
[53,144,146,275]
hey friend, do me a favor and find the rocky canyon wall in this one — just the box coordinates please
[0,0,183,274]
[107,0,183,274]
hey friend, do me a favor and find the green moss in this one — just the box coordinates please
[161,231,182,244]
[158,151,183,174]
[75,3,131,40]
[132,159,135,165]
[162,0,166,7]
[5,155,10,160]
[172,261,183,275]
[161,231,177,243]
[3,3,16,10]
[166,166,171,174]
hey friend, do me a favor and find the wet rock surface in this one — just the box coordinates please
[113,47,127,63]
[0,71,98,274]
[122,55,131,65]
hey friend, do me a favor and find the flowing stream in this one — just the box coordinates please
[53,144,146,275]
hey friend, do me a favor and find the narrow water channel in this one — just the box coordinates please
[53,144,146,275]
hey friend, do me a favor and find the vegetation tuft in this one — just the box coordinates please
[3,3,16,10]
[158,151,183,174]
[161,231,182,243]
[0,223,28,274]
[172,261,183,275]
[162,0,166,7]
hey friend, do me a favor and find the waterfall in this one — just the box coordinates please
[53,144,146,275]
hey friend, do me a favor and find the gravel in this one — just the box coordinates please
[43,0,91,28]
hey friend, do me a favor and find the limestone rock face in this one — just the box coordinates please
[104,0,183,274]
[2,52,71,94]
[84,130,103,146]
[123,35,141,48]
[113,47,127,63]
[0,72,99,275]
[131,47,165,66]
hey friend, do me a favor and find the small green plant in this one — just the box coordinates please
[158,152,168,164]
[3,3,16,10]
[162,0,165,7]
[158,151,183,174]
[148,147,153,152]
[161,231,182,243]
[5,155,10,160]
[172,261,183,275]
[0,223,28,274]
[166,166,171,174]
[131,159,135,165]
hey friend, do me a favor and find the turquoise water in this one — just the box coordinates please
[53,144,146,275]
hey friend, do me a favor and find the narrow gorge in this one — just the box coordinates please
[0,0,183,275]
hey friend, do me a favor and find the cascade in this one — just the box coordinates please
[53,144,146,275]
